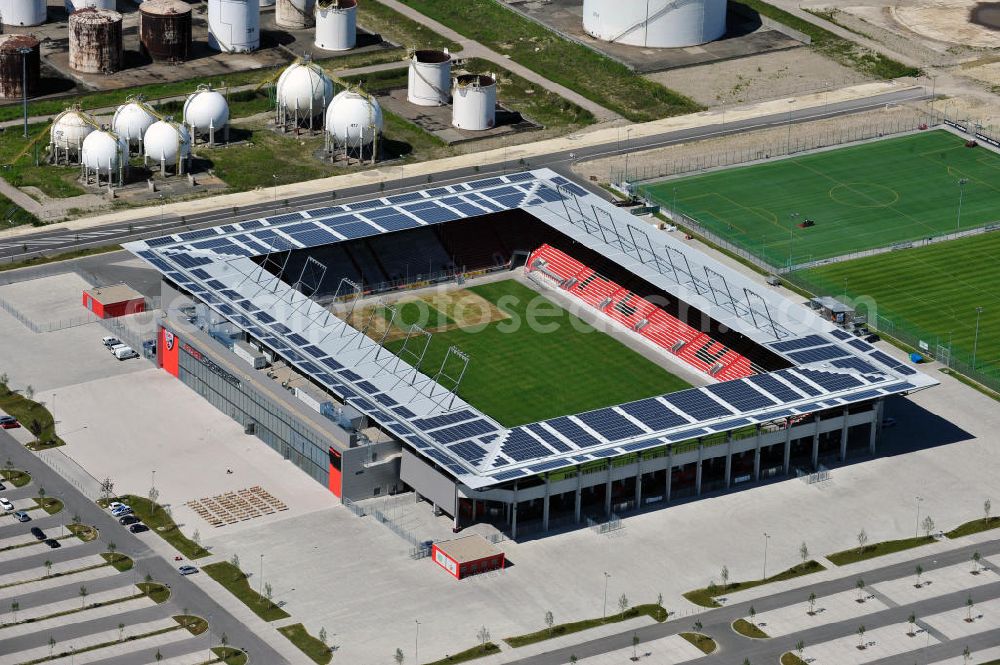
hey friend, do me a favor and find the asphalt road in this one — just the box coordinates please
[0,430,291,664]
[507,537,1000,664]
[0,87,928,262]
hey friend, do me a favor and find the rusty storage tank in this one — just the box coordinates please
[69,8,124,74]
[0,35,41,99]
[139,0,192,62]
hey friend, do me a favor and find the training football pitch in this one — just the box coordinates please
[381,279,691,427]
[795,232,1000,380]
[640,130,1000,267]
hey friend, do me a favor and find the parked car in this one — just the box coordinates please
[30,526,45,540]
[0,497,13,512]
[865,333,881,343]
[111,505,132,517]
[113,346,139,361]
[102,336,121,348]
[0,416,19,429]
[108,501,127,511]
[13,511,29,522]
[44,538,61,549]
[119,515,140,526]
[128,524,149,534]
[178,565,199,575]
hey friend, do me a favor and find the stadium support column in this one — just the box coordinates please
[870,399,882,454]
[753,425,762,480]
[783,420,792,474]
[695,441,704,496]
[574,469,582,523]
[542,474,551,532]
[724,433,733,488]
[511,482,519,540]
[811,419,821,469]
[634,455,643,508]
[604,461,613,517]
[665,447,673,503]
[840,407,850,461]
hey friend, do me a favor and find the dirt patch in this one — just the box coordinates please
[891,0,1000,48]
[971,2,1000,29]
[340,289,510,342]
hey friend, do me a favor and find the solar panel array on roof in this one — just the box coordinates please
[705,381,776,411]
[771,334,828,352]
[547,417,602,448]
[618,399,689,431]
[747,373,802,402]
[501,429,554,462]
[663,390,733,420]
[787,345,850,363]
[523,424,571,453]
[575,408,644,441]
[829,329,852,340]
[795,368,862,392]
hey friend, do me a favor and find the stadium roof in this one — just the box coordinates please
[125,169,937,489]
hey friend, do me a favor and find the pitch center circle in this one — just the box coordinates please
[829,182,899,208]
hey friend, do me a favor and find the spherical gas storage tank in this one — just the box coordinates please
[81,127,128,175]
[183,84,230,137]
[112,97,158,147]
[407,49,451,107]
[325,90,382,148]
[65,0,117,11]
[51,108,98,157]
[142,117,191,171]
[69,7,124,74]
[276,0,313,28]
[139,0,193,62]
[452,74,496,131]
[582,0,727,48]
[276,58,333,123]
[0,35,41,100]
[208,0,260,52]
[314,0,355,51]
[0,0,47,27]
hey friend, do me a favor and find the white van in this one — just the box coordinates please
[113,346,138,360]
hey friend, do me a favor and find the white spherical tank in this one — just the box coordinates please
[407,49,451,107]
[276,0,313,28]
[0,0,47,27]
[325,90,382,148]
[208,0,260,52]
[143,118,191,164]
[81,128,127,175]
[51,108,97,153]
[183,85,230,136]
[112,98,158,145]
[315,0,355,51]
[452,74,496,131]
[582,0,727,48]
[65,0,117,11]
[277,59,333,120]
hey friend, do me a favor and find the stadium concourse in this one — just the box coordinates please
[124,169,937,539]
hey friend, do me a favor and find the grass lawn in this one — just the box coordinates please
[684,560,825,608]
[137,581,171,603]
[111,495,210,559]
[0,382,62,447]
[827,536,935,566]
[175,614,209,636]
[101,552,134,573]
[396,0,700,121]
[947,517,1000,539]
[504,604,668,647]
[680,632,717,654]
[34,497,63,515]
[781,652,808,665]
[424,642,502,665]
[641,131,1000,267]
[202,561,290,622]
[385,280,691,426]
[67,523,97,542]
[212,647,249,665]
[278,623,332,665]
[794,231,1000,381]
[0,468,31,487]
[732,618,769,638]
[361,0,461,52]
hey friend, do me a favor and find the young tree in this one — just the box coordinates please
[100,478,115,505]
[799,542,810,565]
[79,585,88,609]
[476,625,491,652]
[707,581,718,598]
[230,554,241,580]
[106,542,117,559]
[720,565,730,593]
[220,633,229,649]
[922,515,936,537]
[857,624,866,649]
[394,647,404,665]
[148,486,159,507]
[964,645,972,665]
[44,560,52,577]
[915,564,924,587]
[569,656,578,665]
[10,600,18,623]
[319,627,328,646]
[972,551,982,574]
[618,592,629,619]
[264,582,273,608]
[192,529,201,545]
[748,605,757,626]
[907,613,917,636]
[796,640,805,657]
[24,385,33,400]
[118,623,126,642]
[632,633,640,660]
[693,620,703,633]
[856,579,866,602]
[48,637,56,656]
[967,596,975,622]
[155,649,163,662]
[986,498,993,526]
[37,486,46,507]
[857,528,868,553]
[807,591,817,615]
[544,610,554,635]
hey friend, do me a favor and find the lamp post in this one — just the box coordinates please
[272,174,278,213]
[623,128,633,184]
[956,179,969,231]
[762,532,771,580]
[914,496,923,538]
[18,46,31,140]
[788,213,799,269]
[259,553,264,597]
[602,571,611,619]
[414,619,420,665]
[973,306,984,370]
[151,469,155,492]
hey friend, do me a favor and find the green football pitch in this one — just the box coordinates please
[795,232,1000,380]
[384,279,691,427]
[640,131,1000,267]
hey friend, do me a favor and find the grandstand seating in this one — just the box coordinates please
[526,244,757,381]
[368,229,452,281]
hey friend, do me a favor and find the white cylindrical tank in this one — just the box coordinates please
[276,0,313,28]
[325,90,382,148]
[276,59,333,124]
[143,117,191,169]
[582,0,727,48]
[81,128,127,175]
[208,0,260,52]
[51,108,97,156]
[407,49,451,107]
[0,0,47,27]
[452,74,496,131]
[183,85,230,137]
[112,98,158,146]
[314,0,355,51]
[65,0,117,11]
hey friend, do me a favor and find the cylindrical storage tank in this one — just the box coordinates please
[407,49,451,107]
[276,0,313,28]
[81,128,127,175]
[51,108,97,159]
[452,74,496,131]
[69,8,124,74]
[314,0,355,51]
[0,0,47,27]
[65,0,117,11]
[142,118,191,171]
[325,90,382,148]
[183,85,230,139]
[139,0,193,62]
[112,98,158,146]
[0,35,41,100]
[208,0,260,52]
[276,59,333,127]
[582,0,727,48]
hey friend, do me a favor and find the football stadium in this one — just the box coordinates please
[125,169,937,538]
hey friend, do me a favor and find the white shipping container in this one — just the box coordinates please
[233,340,268,369]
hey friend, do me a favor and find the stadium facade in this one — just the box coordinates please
[126,169,937,538]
